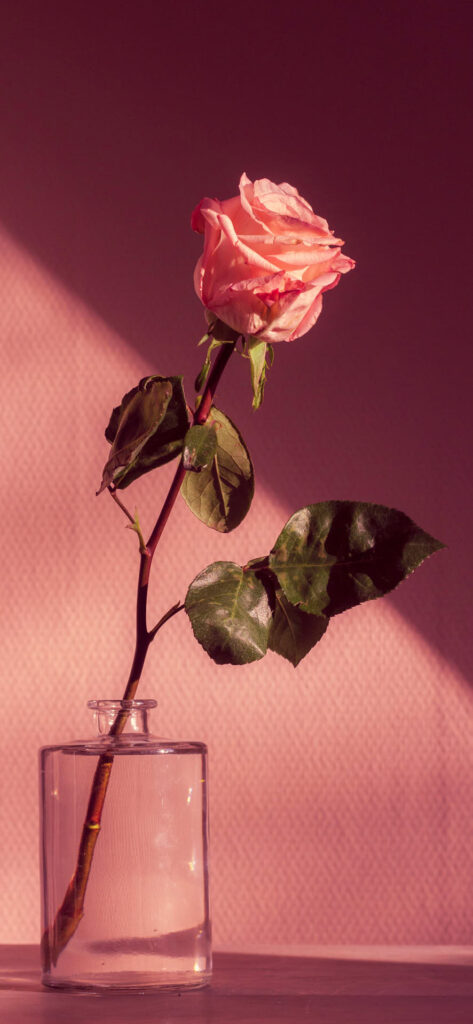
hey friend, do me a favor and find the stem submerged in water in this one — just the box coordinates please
[41,338,237,969]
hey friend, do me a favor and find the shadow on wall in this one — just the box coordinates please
[1,1,471,681]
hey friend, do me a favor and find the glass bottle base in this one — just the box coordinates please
[42,968,212,991]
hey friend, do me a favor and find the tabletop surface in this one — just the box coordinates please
[2,944,473,1023]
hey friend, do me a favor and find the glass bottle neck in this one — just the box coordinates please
[87,699,156,735]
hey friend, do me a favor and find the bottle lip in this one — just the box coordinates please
[87,699,157,711]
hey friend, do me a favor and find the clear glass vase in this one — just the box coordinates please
[39,699,211,990]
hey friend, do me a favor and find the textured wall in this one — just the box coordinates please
[1,1,472,947]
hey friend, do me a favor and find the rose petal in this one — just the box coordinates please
[193,174,354,343]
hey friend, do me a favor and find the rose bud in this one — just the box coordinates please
[192,173,355,344]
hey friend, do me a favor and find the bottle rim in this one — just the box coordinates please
[87,699,157,711]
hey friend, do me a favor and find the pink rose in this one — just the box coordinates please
[191,173,355,344]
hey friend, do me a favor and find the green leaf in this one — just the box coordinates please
[182,424,218,472]
[269,501,445,616]
[185,561,271,664]
[102,375,189,490]
[180,406,254,532]
[248,338,268,409]
[269,587,329,667]
[245,562,329,666]
[98,378,172,494]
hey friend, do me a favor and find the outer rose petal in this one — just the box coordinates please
[192,174,354,343]
[190,200,206,233]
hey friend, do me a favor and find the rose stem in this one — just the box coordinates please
[41,337,237,969]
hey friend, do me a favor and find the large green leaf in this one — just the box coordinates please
[98,377,172,493]
[269,501,444,616]
[185,561,271,664]
[101,375,189,490]
[180,407,254,532]
[269,587,329,667]
[182,424,218,472]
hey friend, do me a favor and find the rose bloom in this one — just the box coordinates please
[191,172,355,344]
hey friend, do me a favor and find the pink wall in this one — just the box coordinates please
[1,1,472,945]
